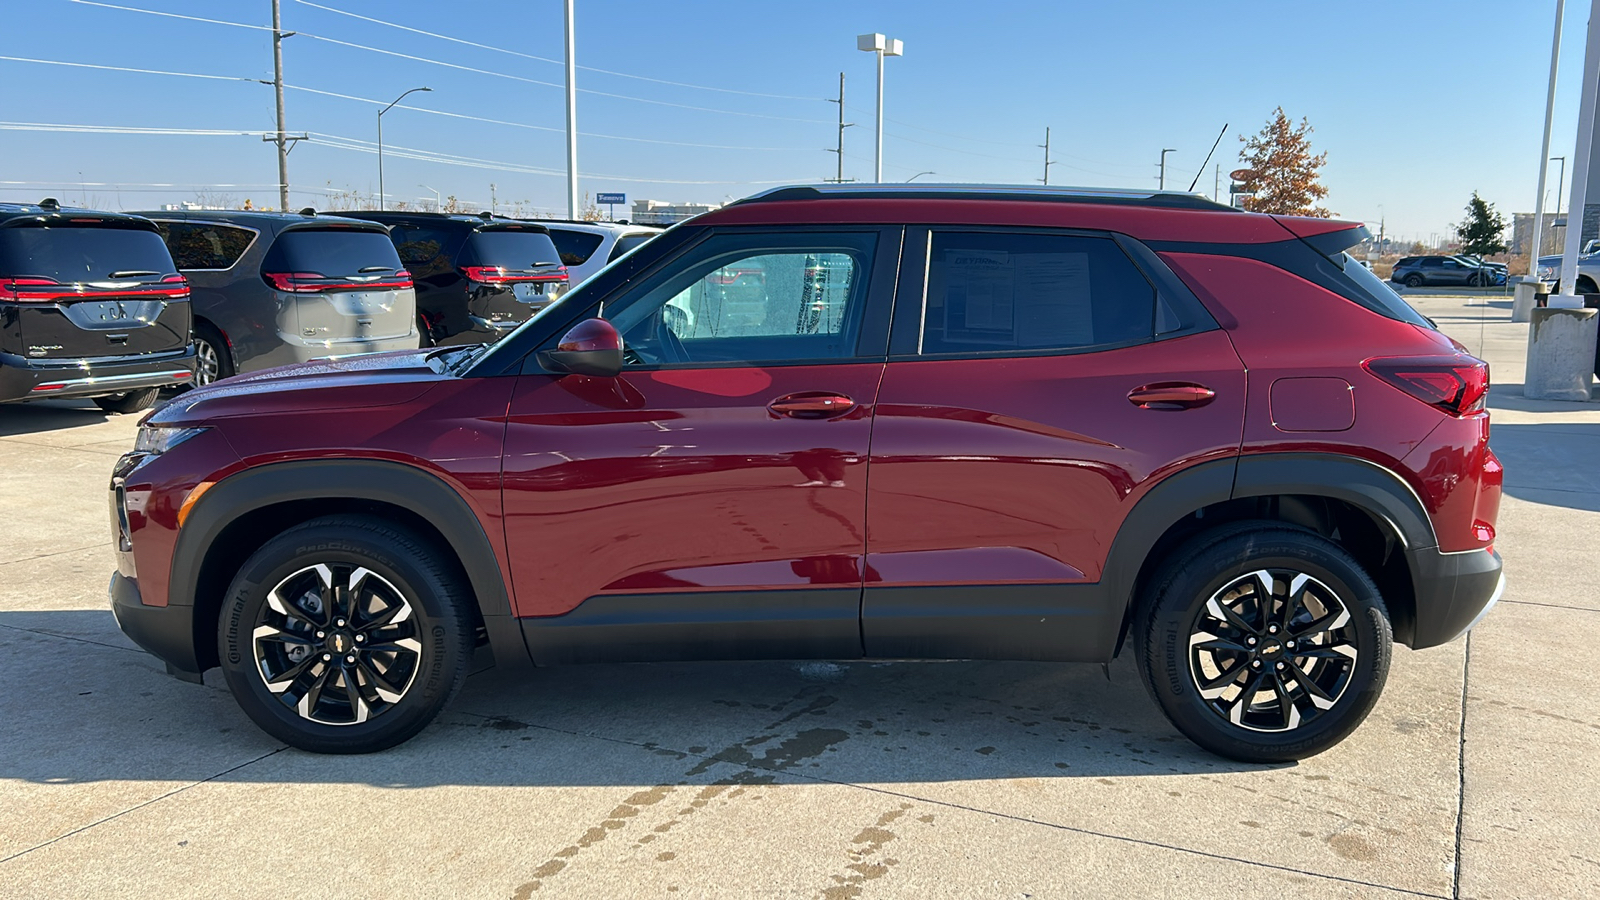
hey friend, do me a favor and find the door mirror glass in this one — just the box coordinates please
[538,318,624,377]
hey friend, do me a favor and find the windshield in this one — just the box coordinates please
[0,224,175,282]
[263,228,401,275]
[463,230,562,270]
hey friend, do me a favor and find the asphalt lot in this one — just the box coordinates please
[1,294,1596,899]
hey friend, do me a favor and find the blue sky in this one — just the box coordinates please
[0,0,1585,242]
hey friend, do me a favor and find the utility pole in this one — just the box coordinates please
[563,0,578,219]
[824,73,854,183]
[1158,148,1176,191]
[270,0,290,211]
[1038,127,1054,185]
[490,183,497,215]
[1214,163,1220,202]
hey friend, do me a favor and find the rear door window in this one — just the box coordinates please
[263,228,403,275]
[0,224,175,282]
[157,221,256,270]
[918,232,1154,355]
[546,228,604,266]
[461,228,563,270]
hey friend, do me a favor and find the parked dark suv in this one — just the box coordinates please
[0,200,194,411]
[108,185,1503,762]
[135,210,418,385]
[1390,255,1505,288]
[351,211,568,346]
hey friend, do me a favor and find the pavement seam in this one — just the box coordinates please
[0,436,128,458]
[1500,599,1600,614]
[451,710,1447,899]
[1451,632,1472,899]
[0,620,145,655]
[0,746,286,866]
[0,543,105,567]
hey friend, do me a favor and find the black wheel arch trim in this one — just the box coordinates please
[169,458,529,673]
[1229,453,1438,551]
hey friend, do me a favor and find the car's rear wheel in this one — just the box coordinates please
[192,323,234,387]
[216,515,475,753]
[1467,273,1481,287]
[93,387,160,414]
[1135,524,1391,762]
[1404,273,1424,287]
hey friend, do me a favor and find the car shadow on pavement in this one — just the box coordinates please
[0,609,1280,787]
[1489,420,1600,513]
[0,400,115,436]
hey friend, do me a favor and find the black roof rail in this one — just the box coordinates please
[729,183,1240,213]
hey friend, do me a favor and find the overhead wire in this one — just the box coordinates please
[0,54,257,83]
[291,0,822,102]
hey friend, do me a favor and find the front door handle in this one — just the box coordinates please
[1127,382,1216,410]
[768,392,857,420]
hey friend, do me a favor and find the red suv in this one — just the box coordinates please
[108,185,1503,761]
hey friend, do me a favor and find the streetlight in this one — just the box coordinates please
[378,86,431,210]
[419,184,440,212]
[857,33,903,183]
[906,171,935,182]
[1158,148,1176,190]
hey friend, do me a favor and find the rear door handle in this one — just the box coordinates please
[768,392,857,420]
[1128,382,1216,410]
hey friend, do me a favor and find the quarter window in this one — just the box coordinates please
[919,232,1154,354]
[157,222,255,270]
[547,228,605,266]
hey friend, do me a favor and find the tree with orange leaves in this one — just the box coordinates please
[1236,107,1331,217]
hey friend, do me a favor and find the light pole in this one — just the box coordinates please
[906,171,935,182]
[1158,148,1176,190]
[857,33,903,183]
[378,86,431,210]
[419,184,440,211]
[564,0,579,219]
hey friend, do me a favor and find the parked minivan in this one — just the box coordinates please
[0,200,194,411]
[352,212,568,346]
[542,221,661,286]
[136,210,418,385]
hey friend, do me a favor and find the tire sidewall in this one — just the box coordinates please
[217,525,470,753]
[1142,531,1391,762]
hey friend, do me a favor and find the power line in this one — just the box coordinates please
[292,0,822,102]
[0,121,269,136]
[72,0,830,123]
[0,54,256,82]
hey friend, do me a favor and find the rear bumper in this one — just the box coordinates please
[0,348,195,403]
[275,330,419,362]
[1405,545,1504,649]
[109,571,202,675]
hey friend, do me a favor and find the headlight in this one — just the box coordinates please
[134,425,208,456]
[1537,265,1557,280]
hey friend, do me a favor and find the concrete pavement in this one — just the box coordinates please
[0,293,1595,899]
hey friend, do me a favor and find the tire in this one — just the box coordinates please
[192,322,234,387]
[1134,523,1392,763]
[1577,276,1598,295]
[1467,273,1481,287]
[417,316,437,348]
[216,515,475,753]
[1403,274,1424,288]
[93,387,160,414]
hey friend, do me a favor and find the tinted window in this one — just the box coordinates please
[1335,252,1433,329]
[386,223,465,279]
[547,228,604,265]
[1420,258,1443,268]
[262,228,402,275]
[608,232,655,262]
[157,221,255,270]
[920,232,1153,354]
[582,231,876,366]
[0,224,175,282]
[461,229,562,270]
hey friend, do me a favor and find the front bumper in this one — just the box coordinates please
[1406,545,1504,649]
[0,347,195,403]
[109,571,203,676]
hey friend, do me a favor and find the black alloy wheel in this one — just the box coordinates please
[1135,524,1391,762]
[192,323,234,387]
[217,515,474,753]
[1404,273,1424,288]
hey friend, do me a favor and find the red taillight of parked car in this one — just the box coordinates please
[0,277,68,301]
[263,270,414,293]
[0,275,190,301]
[461,265,568,286]
[706,267,763,286]
[1363,355,1490,417]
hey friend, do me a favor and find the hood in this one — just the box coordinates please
[147,348,447,425]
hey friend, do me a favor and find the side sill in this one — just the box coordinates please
[861,584,1117,663]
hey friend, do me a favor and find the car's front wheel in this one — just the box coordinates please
[1135,524,1392,762]
[1404,274,1424,288]
[216,515,475,753]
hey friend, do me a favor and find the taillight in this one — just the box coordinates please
[707,268,762,286]
[0,277,66,301]
[160,273,190,298]
[262,271,328,293]
[461,265,567,285]
[1363,355,1489,416]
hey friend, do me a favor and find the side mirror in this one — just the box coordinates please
[538,318,624,378]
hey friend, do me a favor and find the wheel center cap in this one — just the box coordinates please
[1259,638,1283,659]
[327,631,352,655]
